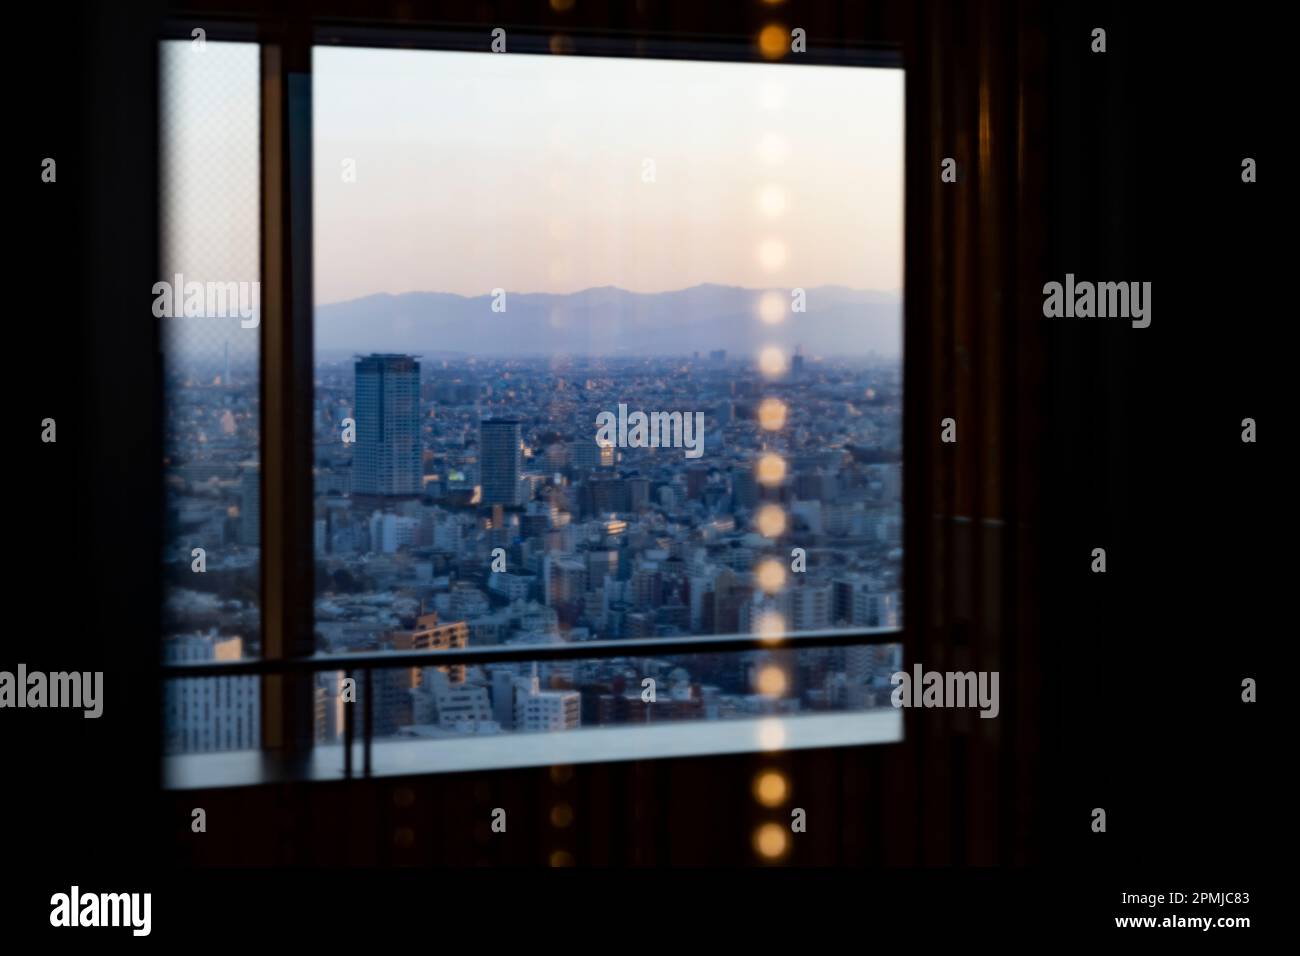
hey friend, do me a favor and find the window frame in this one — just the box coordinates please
[158,11,914,784]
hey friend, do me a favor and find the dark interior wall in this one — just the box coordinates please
[1040,1,1279,880]
[9,0,1279,916]
[14,0,167,880]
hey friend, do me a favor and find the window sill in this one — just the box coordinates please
[163,708,903,789]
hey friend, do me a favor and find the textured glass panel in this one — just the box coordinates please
[159,40,261,755]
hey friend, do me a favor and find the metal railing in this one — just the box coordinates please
[161,626,902,777]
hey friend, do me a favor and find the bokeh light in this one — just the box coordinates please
[755,504,786,537]
[753,770,788,807]
[758,397,787,430]
[758,346,788,377]
[758,25,788,60]
[550,803,574,828]
[756,131,790,165]
[757,290,786,325]
[757,452,787,486]
[756,664,788,696]
[757,717,787,750]
[756,610,786,644]
[757,183,787,218]
[756,558,786,593]
[757,238,787,271]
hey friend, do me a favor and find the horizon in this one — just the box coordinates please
[315,281,903,309]
[161,282,904,365]
[161,42,903,367]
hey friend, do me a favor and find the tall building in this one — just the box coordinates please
[368,510,419,553]
[491,668,517,728]
[571,434,614,471]
[544,555,588,606]
[731,468,758,510]
[163,631,259,753]
[315,671,346,743]
[357,668,417,739]
[480,418,522,506]
[686,466,709,500]
[832,576,901,628]
[240,462,260,546]
[854,589,900,629]
[353,353,422,497]
[788,580,833,631]
[390,612,470,686]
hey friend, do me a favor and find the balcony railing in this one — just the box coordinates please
[161,625,902,779]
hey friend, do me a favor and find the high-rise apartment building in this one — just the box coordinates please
[479,418,523,506]
[353,353,422,497]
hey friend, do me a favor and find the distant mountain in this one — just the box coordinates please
[314,284,901,358]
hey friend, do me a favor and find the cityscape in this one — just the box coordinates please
[162,328,903,754]
[159,43,905,759]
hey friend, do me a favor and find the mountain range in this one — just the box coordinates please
[314,284,901,358]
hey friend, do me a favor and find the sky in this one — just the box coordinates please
[312,47,903,304]
[160,41,261,369]
[158,41,903,367]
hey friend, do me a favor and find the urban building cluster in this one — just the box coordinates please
[162,348,903,753]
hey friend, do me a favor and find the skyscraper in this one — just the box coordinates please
[353,354,422,497]
[480,418,522,506]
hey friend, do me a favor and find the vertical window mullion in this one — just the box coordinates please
[259,21,315,754]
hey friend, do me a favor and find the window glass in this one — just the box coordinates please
[159,40,262,755]
[312,47,906,761]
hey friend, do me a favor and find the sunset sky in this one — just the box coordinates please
[160,41,903,319]
[312,47,903,304]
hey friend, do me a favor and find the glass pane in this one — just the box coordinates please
[159,40,262,754]
[314,644,903,775]
[312,47,903,756]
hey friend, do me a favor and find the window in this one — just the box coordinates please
[159,39,262,756]
[163,31,904,783]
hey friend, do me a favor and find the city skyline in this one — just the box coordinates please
[163,346,904,754]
